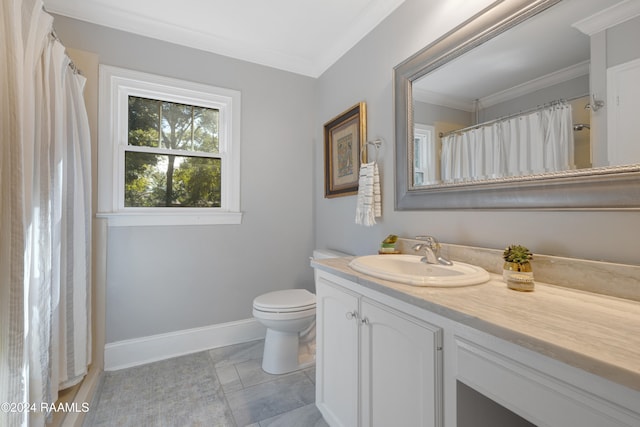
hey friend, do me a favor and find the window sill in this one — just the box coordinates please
[96,210,243,227]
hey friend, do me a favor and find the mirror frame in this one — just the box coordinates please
[394,0,640,210]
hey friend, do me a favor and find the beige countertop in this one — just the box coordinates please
[312,257,640,393]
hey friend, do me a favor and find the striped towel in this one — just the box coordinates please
[355,162,381,226]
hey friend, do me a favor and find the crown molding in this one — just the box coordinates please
[46,0,317,76]
[572,0,640,36]
[44,0,405,78]
[480,60,589,107]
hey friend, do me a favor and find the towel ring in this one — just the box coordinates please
[362,139,382,163]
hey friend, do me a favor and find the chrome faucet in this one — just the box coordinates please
[412,236,453,266]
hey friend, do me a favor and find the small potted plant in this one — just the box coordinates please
[502,244,533,284]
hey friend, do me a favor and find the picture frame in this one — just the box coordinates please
[324,102,367,198]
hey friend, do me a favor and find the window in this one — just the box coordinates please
[413,123,436,186]
[98,66,242,226]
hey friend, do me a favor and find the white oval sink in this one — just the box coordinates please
[348,254,490,287]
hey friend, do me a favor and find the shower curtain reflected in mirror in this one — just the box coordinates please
[440,102,575,183]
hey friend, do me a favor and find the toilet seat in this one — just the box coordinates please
[253,306,316,321]
[253,289,316,313]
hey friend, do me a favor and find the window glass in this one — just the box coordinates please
[124,152,221,207]
[126,96,222,208]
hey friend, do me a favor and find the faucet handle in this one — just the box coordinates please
[414,236,452,266]
[415,235,439,248]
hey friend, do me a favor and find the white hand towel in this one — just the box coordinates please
[355,162,381,226]
[373,162,381,218]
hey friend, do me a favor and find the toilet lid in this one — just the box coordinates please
[253,289,316,312]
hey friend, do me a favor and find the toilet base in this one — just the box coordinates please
[262,329,315,375]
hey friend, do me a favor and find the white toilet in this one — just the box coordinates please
[252,249,348,374]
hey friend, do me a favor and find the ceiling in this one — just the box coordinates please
[44,0,406,77]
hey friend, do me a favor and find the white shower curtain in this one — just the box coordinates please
[1,1,92,426]
[441,102,574,182]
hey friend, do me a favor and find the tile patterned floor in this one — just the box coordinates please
[83,340,328,427]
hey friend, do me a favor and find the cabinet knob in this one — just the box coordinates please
[345,311,359,320]
[361,317,370,325]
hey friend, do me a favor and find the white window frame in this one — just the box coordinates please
[413,123,437,186]
[97,65,242,226]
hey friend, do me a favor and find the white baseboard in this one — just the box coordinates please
[104,318,266,371]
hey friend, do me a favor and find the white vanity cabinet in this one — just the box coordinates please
[315,272,443,427]
[313,263,640,427]
[315,277,359,427]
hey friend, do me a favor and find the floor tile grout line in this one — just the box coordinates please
[233,363,245,389]
[206,349,240,427]
[219,373,240,426]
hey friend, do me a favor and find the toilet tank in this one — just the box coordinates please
[313,249,351,259]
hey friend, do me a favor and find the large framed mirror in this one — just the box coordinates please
[394,0,640,210]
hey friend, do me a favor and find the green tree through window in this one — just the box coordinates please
[126,96,221,207]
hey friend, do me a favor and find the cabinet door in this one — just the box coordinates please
[360,298,442,427]
[316,279,360,427]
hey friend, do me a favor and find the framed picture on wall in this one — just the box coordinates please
[323,102,367,198]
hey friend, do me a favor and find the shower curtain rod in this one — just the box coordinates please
[49,26,83,75]
[438,93,588,138]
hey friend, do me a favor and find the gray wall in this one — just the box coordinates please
[54,0,640,344]
[53,16,317,343]
[607,15,640,68]
[314,0,640,266]
[414,101,472,129]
